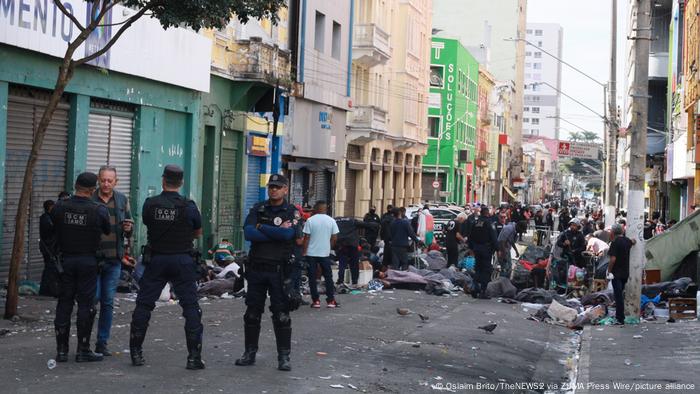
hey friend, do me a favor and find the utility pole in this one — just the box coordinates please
[605,0,618,228]
[625,0,651,323]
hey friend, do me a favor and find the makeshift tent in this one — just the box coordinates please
[645,209,700,281]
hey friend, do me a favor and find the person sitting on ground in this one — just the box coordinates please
[208,239,236,264]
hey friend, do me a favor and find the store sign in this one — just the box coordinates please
[247,135,269,157]
[557,141,599,160]
[0,0,211,92]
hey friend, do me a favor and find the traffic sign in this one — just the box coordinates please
[432,180,440,189]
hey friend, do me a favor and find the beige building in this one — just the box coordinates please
[523,139,554,203]
[336,0,432,217]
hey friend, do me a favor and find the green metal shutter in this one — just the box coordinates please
[1,89,68,282]
[86,107,134,197]
[218,133,242,246]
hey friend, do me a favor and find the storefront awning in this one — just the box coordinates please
[503,185,517,200]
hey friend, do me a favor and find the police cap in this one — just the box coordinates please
[267,174,289,187]
[162,164,184,182]
[75,172,98,188]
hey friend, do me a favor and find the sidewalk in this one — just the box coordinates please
[576,319,700,393]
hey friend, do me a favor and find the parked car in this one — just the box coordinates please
[405,205,463,243]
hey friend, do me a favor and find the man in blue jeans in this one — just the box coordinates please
[92,165,134,356]
[607,223,635,325]
[302,201,339,308]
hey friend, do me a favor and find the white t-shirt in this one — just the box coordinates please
[303,214,339,257]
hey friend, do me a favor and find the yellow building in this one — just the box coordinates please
[336,0,432,217]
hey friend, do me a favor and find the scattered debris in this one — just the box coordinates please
[396,307,412,316]
[330,384,345,389]
[319,376,332,380]
[418,313,429,321]
[316,352,328,357]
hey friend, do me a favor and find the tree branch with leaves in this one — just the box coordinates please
[4,0,286,319]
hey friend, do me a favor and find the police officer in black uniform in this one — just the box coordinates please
[129,165,205,370]
[236,174,300,371]
[445,213,467,268]
[51,172,111,363]
[468,207,498,299]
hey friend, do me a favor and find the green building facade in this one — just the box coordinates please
[423,38,479,205]
[0,44,202,282]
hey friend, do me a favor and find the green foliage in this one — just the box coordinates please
[115,0,287,30]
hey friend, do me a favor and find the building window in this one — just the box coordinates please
[315,12,326,52]
[430,65,444,88]
[534,52,542,58]
[331,21,342,59]
[533,73,542,81]
[538,41,543,46]
[531,129,540,135]
[525,51,532,57]
[524,107,530,112]
[532,107,540,114]
[429,117,441,138]
[531,118,540,125]
[533,63,542,70]
[532,96,541,102]
[525,62,531,68]
[523,118,529,123]
[526,29,533,34]
[535,29,543,36]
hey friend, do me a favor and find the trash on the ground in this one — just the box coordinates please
[434,376,443,380]
[471,346,480,350]
[220,292,234,299]
[319,376,332,380]
[624,359,631,366]
[341,374,351,378]
[633,335,643,339]
[547,300,577,323]
[330,384,345,389]
[316,352,328,356]
[418,313,429,321]
[47,359,56,369]
[348,383,359,390]
[396,307,412,316]
[597,317,617,325]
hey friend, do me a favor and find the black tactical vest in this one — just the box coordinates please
[55,198,102,255]
[249,201,298,264]
[144,194,193,254]
[469,219,493,244]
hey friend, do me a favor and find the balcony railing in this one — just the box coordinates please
[353,23,391,67]
[228,37,291,83]
[349,105,388,133]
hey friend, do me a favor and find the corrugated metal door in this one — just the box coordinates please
[86,105,134,196]
[422,173,437,202]
[1,89,68,282]
[344,166,357,217]
[245,155,264,218]
[218,137,242,243]
[311,170,330,208]
[289,169,305,207]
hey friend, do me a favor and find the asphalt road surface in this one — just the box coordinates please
[0,290,578,393]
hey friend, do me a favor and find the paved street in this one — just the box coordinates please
[0,291,578,394]
[576,319,700,394]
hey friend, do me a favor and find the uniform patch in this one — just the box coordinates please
[64,212,87,226]
[154,208,178,221]
[273,217,283,226]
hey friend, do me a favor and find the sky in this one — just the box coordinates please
[527,0,628,141]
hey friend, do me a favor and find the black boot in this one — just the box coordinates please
[76,310,102,362]
[95,342,112,357]
[185,328,205,370]
[55,324,70,362]
[272,313,292,372]
[129,324,147,366]
[236,313,261,366]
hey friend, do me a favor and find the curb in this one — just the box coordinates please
[574,325,592,394]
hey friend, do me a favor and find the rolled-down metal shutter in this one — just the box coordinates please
[422,173,438,201]
[219,145,242,243]
[289,168,305,207]
[244,155,264,218]
[311,170,330,208]
[344,166,357,217]
[1,89,68,282]
[87,107,134,197]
